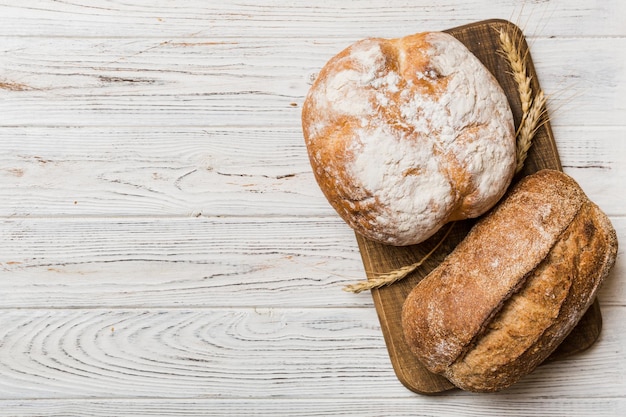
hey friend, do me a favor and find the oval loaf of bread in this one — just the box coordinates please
[401,169,618,392]
[302,31,516,246]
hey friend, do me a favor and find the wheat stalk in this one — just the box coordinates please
[343,223,454,294]
[498,28,532,117]
[515,90,547,173]
[497,26,547,174]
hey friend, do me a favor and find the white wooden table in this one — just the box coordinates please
[0,1,624,415]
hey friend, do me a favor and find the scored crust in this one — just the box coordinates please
[401,170,618,392]
[446,201,616,391]
[302,32,516,246]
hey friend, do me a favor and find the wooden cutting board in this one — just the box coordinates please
[355,19,603,394]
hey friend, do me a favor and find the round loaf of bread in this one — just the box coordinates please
[302,32,516,246]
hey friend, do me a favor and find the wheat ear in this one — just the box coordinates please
[343,223,454,294]
[498,28,533,117]
[498,27,547,174]
[515,90,547,173]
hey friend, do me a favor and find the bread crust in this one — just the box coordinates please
[401,169,618,392]
[302,32,515,246]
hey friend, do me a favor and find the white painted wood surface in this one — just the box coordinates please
[0,1,624,415]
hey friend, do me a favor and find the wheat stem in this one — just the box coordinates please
[498,27,546,174]
[515,90,547,173]
[343,223,454,294]
[498,29,533,116]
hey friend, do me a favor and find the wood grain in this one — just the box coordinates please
[0,305,623,402]
[0,308,390,399]
[0,37,624,128]
[0,126,624,218]
[0,127,331,218]
[0,398,624,417]
[0,217,365,308]
[0,1,623,415]
[356,19,604,394]
[0,0,624,38]
[0,216,622,309]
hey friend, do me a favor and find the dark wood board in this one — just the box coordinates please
[355,19,603,394]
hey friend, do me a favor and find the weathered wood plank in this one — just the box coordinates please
[0,127,332,218]
[0,306,623,400]
[558,127,626,217]
[0,307,389,399]
[0,1,623,413]
[0,398,624,417]
[0,38,624,127]
[0,217,622,308]
[0,126,623,217]
[0,217,367,308]
[0,0,624,38]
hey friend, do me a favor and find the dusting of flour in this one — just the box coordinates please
[304,32,515,245]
